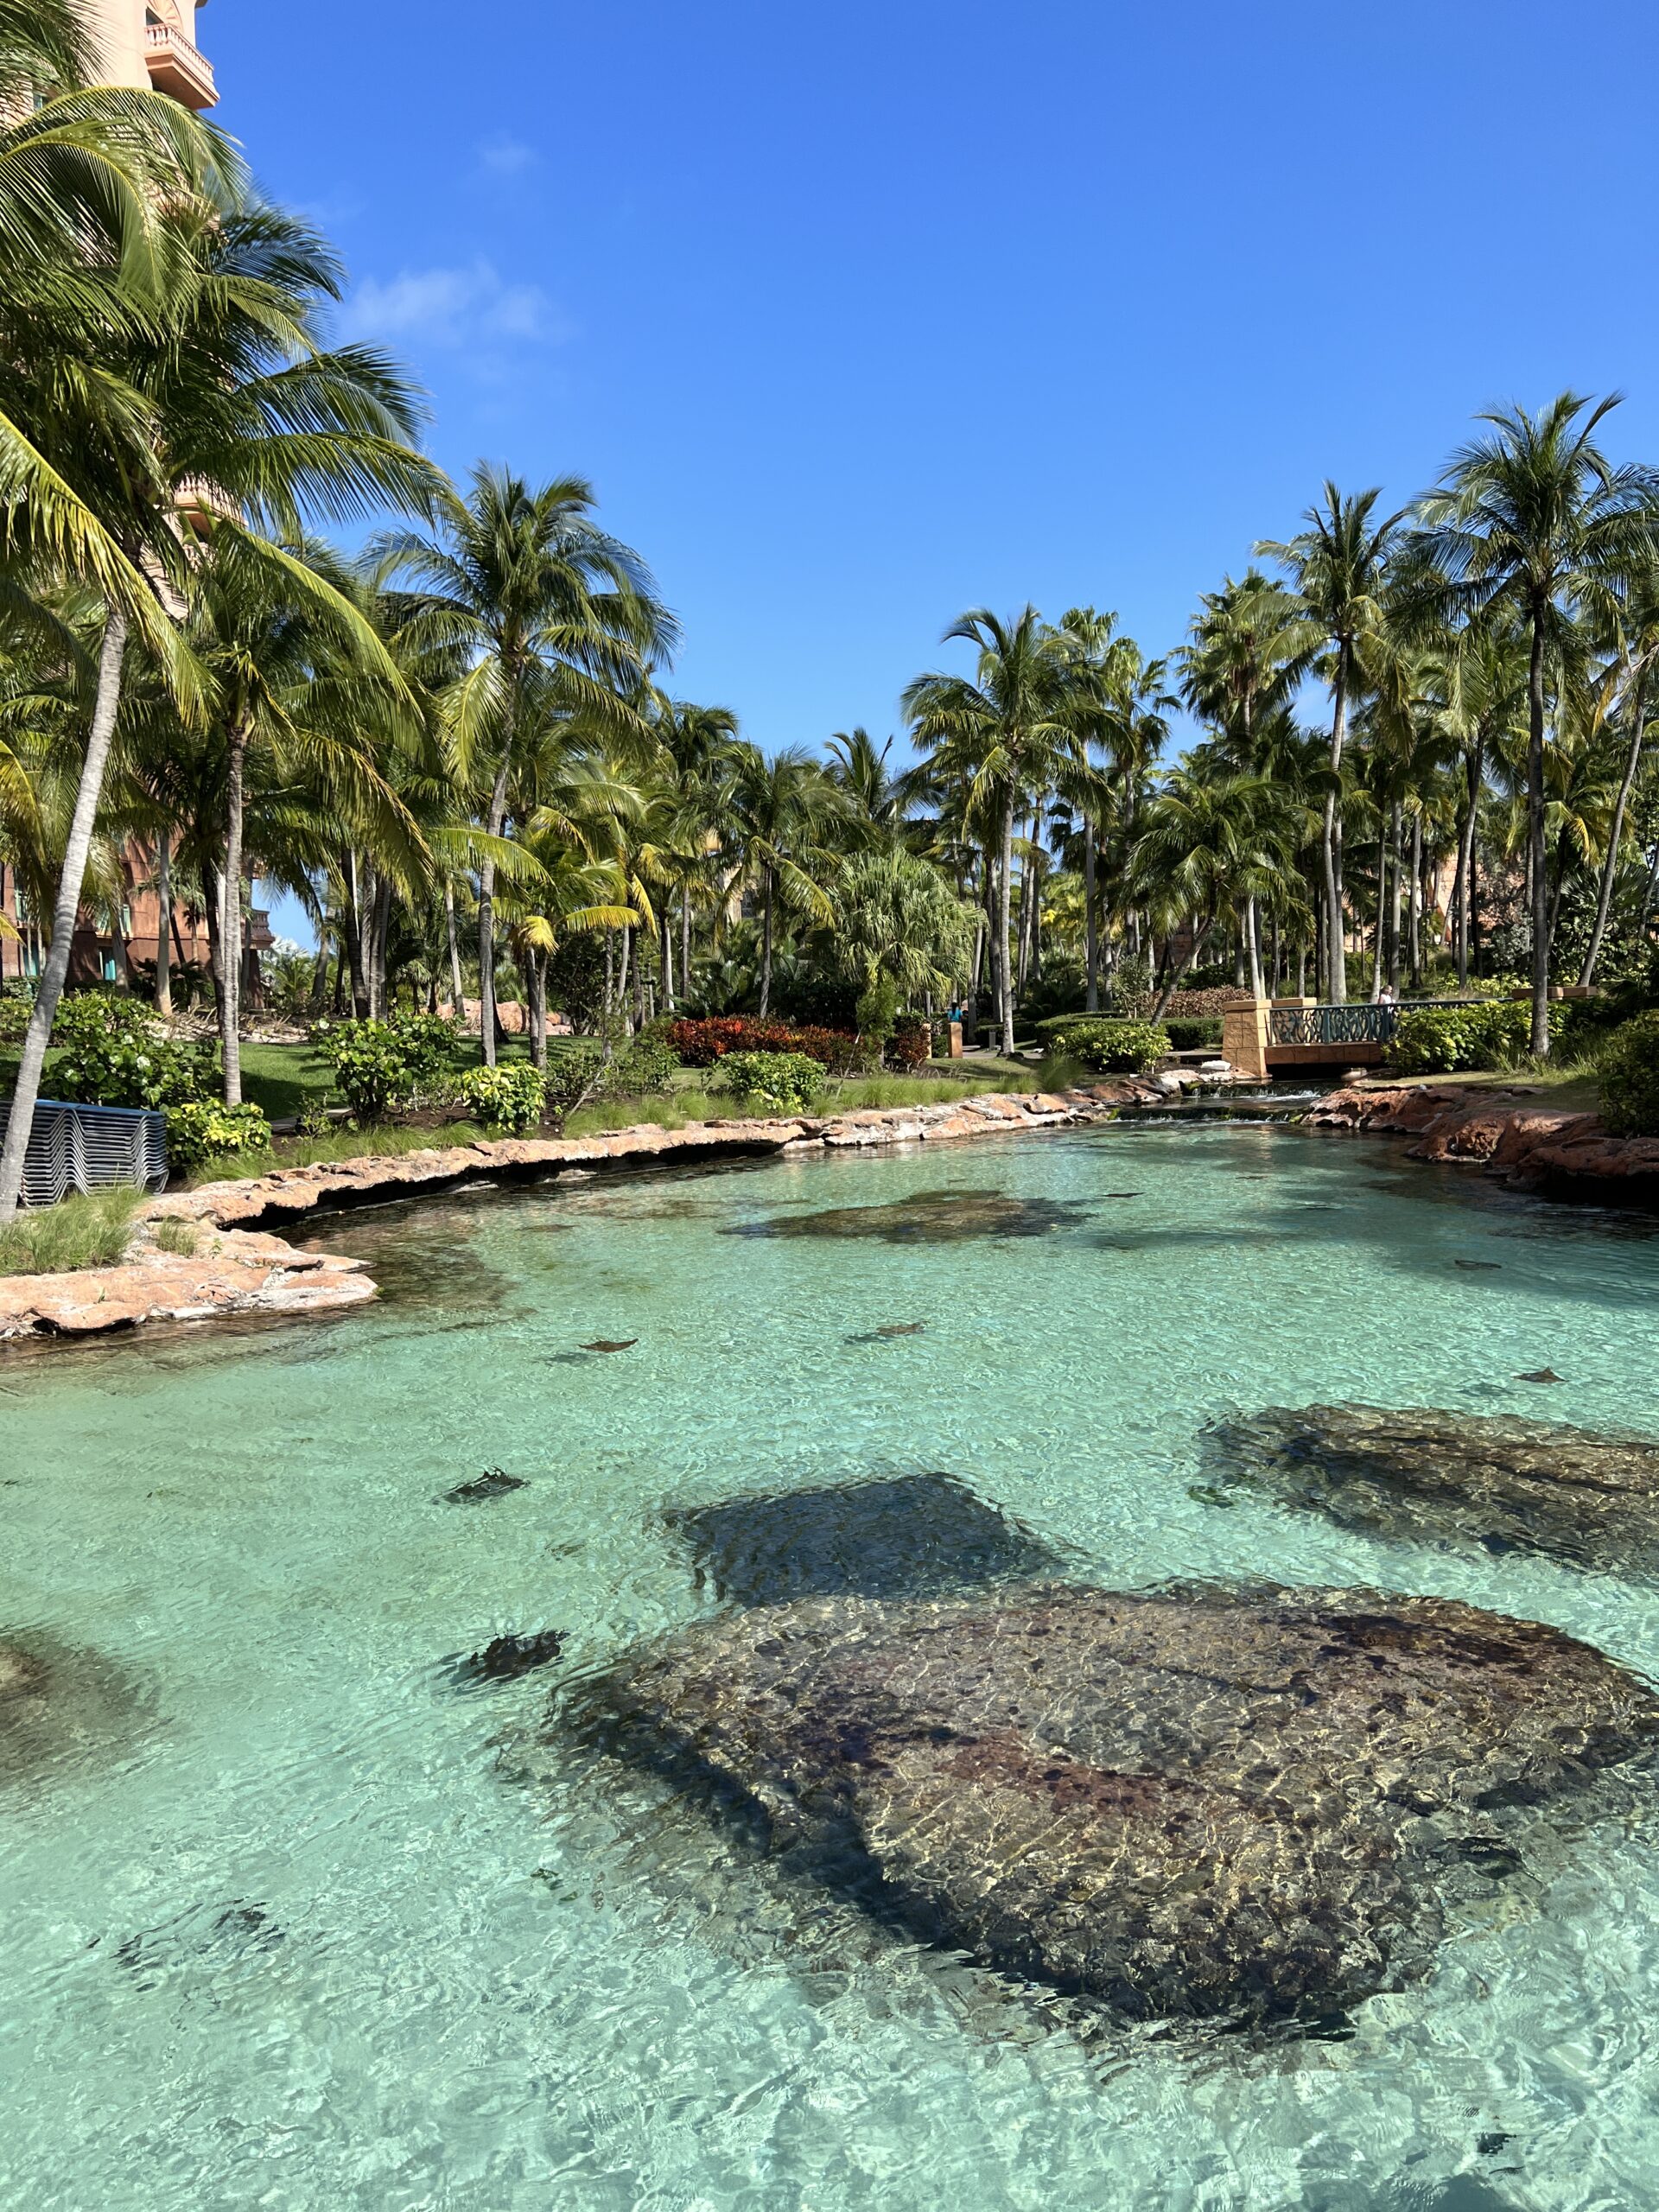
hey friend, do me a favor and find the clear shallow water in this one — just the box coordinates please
[4,1125,1659,2212]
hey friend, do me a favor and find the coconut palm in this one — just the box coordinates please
[726,743,842,1014]
[903,607,1073,1054]
[1413,392,1659,1050]
[1258,486,1405,1001]
[375,467,676,1064]
[0,181,441,1217]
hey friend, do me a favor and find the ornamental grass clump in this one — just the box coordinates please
[1599,1012,1659,1137]
[719,1050,825,1114]
[0,1186,139,1277]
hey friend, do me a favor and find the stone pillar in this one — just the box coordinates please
[1221,999,1270,1082]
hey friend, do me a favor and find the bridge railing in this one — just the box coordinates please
[1268,1002,1402,1047]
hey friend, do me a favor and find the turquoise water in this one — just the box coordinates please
[5,1123,1659,2212]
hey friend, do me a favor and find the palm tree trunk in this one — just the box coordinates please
[997,798,1015,1056]
[220,718,250,1108]
[443,879,464,1016]
[153,830,173,1020]
[662,906,675,1013]
[528,950,548,1070]
[1580,669,1648,985]
[1084,817,1099,1013]
[478,743,514,1068]
[1526,613,1551,1055]
[1387,803,1404,993]
[372,874,392,1022]
[1323,646,1350,1001]
[1245,895,1264,999]
[1151,912,1207,1020]
[344,852,367,1019]
[679,893,691,1001]
[617,924,632,1027]
[0,609,130,1222]
[1408,813,1423,989]
[1452,736,1484,988]
[759,870,775,1016]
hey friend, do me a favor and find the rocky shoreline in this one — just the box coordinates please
[1305,1082,1659,1203]
[0,1087,1125,1343]
[8,1073,1656,1344]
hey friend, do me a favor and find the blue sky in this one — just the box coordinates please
[216,0,1659,937]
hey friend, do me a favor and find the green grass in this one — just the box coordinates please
[153,1216,200,1256]
[0,1186,139,1276]
[181,1118,489,1187]
[1395,1062,1604,1116]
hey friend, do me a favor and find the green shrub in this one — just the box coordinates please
[51,994,212,1109]
[162,1099,272,1169]
[608,1033,681,1096]
[543,1042,607,1122]
[1387,1000,1562,1076]
[454,1062,544,1135]
[312,1013,460,1120]
[0,986,32,1043]
[1165,1017,1224,1052]
[1599,1012,1659,1137]
[720,1049,825,1113]
[1059,1018,1171,1073]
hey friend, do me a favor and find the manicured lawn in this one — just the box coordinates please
[1378,1065,1605,1116]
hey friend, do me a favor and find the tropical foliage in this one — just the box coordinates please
[4,0,1659,1217]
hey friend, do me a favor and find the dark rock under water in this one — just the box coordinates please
[662,1471,1063,1605]
[442,1467,529,1505]
[460,1629,566,1683]
[580,1581,1659,2027]
[725,1190,1092,1243]
[1211,1404,1659,1572]
[1,1631,143,1785]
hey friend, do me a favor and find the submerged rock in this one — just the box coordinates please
[1,1632,143,1784]
[442,1467,528,1504]
[582,1582,1659,2025]
[460,1629,566,1683]
[662,1471,1063,1605]
[725,1190,1091,1244]
[582,1338,639,1354]
[1212,1404,1659,1573]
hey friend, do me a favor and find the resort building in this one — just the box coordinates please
[83,0,218,110]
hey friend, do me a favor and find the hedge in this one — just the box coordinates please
[1387,1000,1564,1076]
[667,1016,855,1068]
[1599,1012,1659,1137]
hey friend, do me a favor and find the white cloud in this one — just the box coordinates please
[348,262,564,351]
[479,136,539,177]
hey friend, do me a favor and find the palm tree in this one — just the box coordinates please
[834,847,974,1015]
[1259,486,1404,1001]
[904,607,1072,1054]
[0,181,439,1217]
[727,743,840,1014]
[375,467,675,1063]
[1580,551,1659,984]
[1413,392,1659,1052]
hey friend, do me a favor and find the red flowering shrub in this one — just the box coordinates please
[888,1016,932,1069]
[668,1016,857,1069]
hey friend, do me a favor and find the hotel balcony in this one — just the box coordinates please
[144,20,217,110]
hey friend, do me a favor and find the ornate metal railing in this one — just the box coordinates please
[1268,1002,1402,1047]
[0,1099,168,1207]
